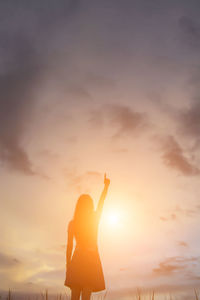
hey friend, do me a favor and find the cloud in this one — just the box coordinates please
[178,241,188,248]
[90,104,148,138]
[0,252,20,269]
[65,0,82,16]
[160,136,200,176]
[0,0,85,176]
[0,33,43,175]
[179,102,200,143]
[160,213,176,222]
[111,147,128,153]
[65,169,102,193]
[32,268,64,281]
[161,205,200,223]
[179,16,200,50]
[185,271,200,281]
[160,204,200,223]
[108,105,148,138]
[86,73,116,89]
[66,85,92,102]
[153,256,198,276]
[176,18,200,147]
[174,205,200,217]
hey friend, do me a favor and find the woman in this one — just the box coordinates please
[65,174,110,300]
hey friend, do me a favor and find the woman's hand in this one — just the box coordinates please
[97,173,110,218]
[104,173,110,187]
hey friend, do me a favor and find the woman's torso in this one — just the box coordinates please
[71,212,99,251]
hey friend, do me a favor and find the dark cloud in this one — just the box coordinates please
[179,16,200,50]
[0,33,43,175]
[108,105,148,138]
[160,136,200,176]
[176,20,200,145]
[66,85,92,101]
[153,256,198,276]
[86,73,116,90]
[90,104,148,138]
[67,0,82,15]
[179,102,200,143]
[0,0,84,176]
[0,0,81,27]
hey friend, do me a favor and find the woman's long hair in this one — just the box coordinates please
[73,194,95,242]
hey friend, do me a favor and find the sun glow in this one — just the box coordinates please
[107,212,120,226]
[104,210,121,228]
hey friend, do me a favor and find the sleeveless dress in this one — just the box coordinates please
[64,213,105,292]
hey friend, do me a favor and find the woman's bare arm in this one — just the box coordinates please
[66,221,73,267]
[96,174,110,218]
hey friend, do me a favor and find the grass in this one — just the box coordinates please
[0,289,199,300]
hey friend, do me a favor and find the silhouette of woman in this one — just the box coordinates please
[65,174,110,300]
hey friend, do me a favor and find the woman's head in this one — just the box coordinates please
[73,194,94,223]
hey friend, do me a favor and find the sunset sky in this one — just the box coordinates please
[1,0,200,298]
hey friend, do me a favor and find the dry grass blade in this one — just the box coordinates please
[194,289,199,300]
[136,288,141,300]
[7,289,11,300]
[151,290,155,300]
[65,292,70,300]
[59,293,62,300]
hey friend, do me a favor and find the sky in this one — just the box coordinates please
[1,0,200,298]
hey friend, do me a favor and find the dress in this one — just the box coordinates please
[64,213,105,292]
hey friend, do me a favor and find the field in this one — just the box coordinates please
[0,290,199,300]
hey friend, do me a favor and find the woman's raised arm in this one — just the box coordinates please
[96,174,110,218]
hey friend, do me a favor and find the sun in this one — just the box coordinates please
[106,211,120,227]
